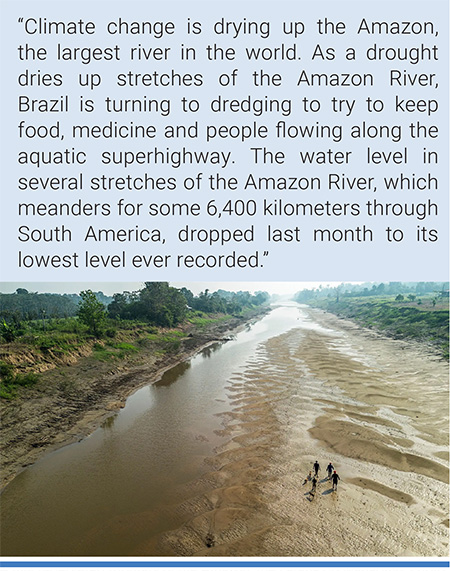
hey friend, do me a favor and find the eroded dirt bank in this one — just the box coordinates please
[0,312,265,489]
[1,306,448,557]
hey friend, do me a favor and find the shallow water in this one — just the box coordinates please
[1,303,448,556]
[0,303,311,556]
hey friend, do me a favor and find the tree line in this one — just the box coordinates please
[1,284,270,340]
[0,289,111,322]
[294,282,449,303]
[107,284,269,327]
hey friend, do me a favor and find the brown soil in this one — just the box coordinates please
[0,312,266,490]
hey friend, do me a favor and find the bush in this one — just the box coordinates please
[0,385,16,399]
[39,339,56,352]
[114,342,138,352]
[0,361,14,380]
[0,362,40,399]
[1,321,19,342]
[14,372,39,386]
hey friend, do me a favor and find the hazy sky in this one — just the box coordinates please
[0,281,352,296]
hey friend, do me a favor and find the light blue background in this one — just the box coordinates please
[0,0,448,281]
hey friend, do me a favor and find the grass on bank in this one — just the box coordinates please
[0,309,248,399]
[0,361,39,399]
[92,341,140,362]
[310,295,449,359]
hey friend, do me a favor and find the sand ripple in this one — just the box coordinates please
[127,308,450,556]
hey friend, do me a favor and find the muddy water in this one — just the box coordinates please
[0,304,307,556]
[1,303,448,556]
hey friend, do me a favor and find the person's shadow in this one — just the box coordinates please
[322,488,334,495]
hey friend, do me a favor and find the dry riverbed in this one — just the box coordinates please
[1,305,448,557]
[130,308,449,557]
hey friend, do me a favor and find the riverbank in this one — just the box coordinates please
[131,306,449,556]
[0,308,269,490]
[308,296,449,360]
[1,304,448,556]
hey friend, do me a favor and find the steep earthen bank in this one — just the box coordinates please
[0,311,268,489]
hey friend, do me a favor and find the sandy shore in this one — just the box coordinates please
[1,305,448,557]
[128,307,449,556]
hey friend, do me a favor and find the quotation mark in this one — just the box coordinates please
[260,251,269,267]
[18,17,24,23]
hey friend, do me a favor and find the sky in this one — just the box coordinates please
[0,281,353,297]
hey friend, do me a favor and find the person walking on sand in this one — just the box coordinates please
[311,475,318,495]
[327,462,334,479]
[331,470,340,491]
[313,460,320,477]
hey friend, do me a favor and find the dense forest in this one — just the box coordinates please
[108,284,269,326]
[0,290,112,321]
[0,283,270,342]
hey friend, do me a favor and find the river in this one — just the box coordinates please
[1,303,306,555]
[1,303,448,556]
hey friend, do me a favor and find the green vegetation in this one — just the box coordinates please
[143,329,189,353]
[187,313,229,329]
[92,341,139,362]
[78,290,107,338]
[0,361,39,399]
[7,318,88,355]
[0,283,270,398]
[296,283,449,359]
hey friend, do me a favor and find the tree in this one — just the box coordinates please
[15,288,29,295]
[108,292,130,319]
[180,287,194,307]
[139,282,187,326]
[77,290,106,337]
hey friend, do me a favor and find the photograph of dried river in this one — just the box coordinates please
[1,303,448,556]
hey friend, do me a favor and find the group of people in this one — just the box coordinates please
[305,460,341,496]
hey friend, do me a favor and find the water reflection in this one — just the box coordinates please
[155,361,191,387]
[0,304,305,556]
[102,415,116,430]
[199,343,222,359]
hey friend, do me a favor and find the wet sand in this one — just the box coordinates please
[2,306,448,557]
[126,307,449,556]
